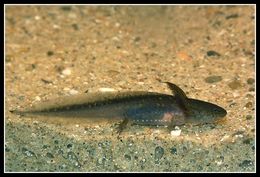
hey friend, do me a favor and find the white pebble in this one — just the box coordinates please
[171,129,181,136]
[121,50,129,55]
[94,19,101,23]
[62,68,71,76]
[220,135,230,142]
[98,88,116,92]
[53,24,60,29]
[34,15,41,20]
[232,91,240,98]
[69,89,78,95]
[115,22,120,27]
[216,160,223,166]
[112,36,120,41]
[35,96,41,101]
[235,134,243,138]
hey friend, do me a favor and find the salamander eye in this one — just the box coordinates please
[212,108,219,113]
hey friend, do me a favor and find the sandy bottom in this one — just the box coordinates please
[5,5,255,172]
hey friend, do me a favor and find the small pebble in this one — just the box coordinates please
[121,50,129,55]
[115,22,120,27]
[34,15,41,20]
[22,147,35,157]
[107,70,120,76]
[67,144,73,148]
[244,102,253,108]
[134,36,141,42]
[229,102,236,107]
[47,51,54,56]
[239,160,253,168]
[232,91,240,98]
[226,14,239,19]
[246,94,254,98]
[247,78,254,85]
[124,154,131,161]
[72,24,79,30]
[62,68,71,76]
[246,115,253,120]
[6,55,13,62]
[220,135,230,142]
[35,96,41,101]
[46,152,54,158]
[170,147,177,155]
[207,50,221,57]
[53,24,60,29]
[243,138,253,144]
[228,80,242,90]
[63,87,70,91]
[248,87,255,92]
[232,130,244,137]
[42,145,48,149]
[170,129,182,136]
[112,36,120,41]
[177,51,192,61]
[41,79,53,84]
[235,134,243,138]
[18,96,24,100]
[154,146,164,163]
[69,89,78,95]
[98,88,116,92]
[205,76,222,83]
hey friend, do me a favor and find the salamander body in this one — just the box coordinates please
[11,82,227,131]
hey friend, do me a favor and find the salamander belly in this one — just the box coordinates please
[125,105,184,126]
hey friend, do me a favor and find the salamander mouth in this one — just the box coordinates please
[221,109,227,117]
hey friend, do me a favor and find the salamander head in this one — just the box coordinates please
[186,98,227,124]
[163,82,227,124]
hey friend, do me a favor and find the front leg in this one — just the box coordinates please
[167,115,186,132]
[116,118,129,135]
